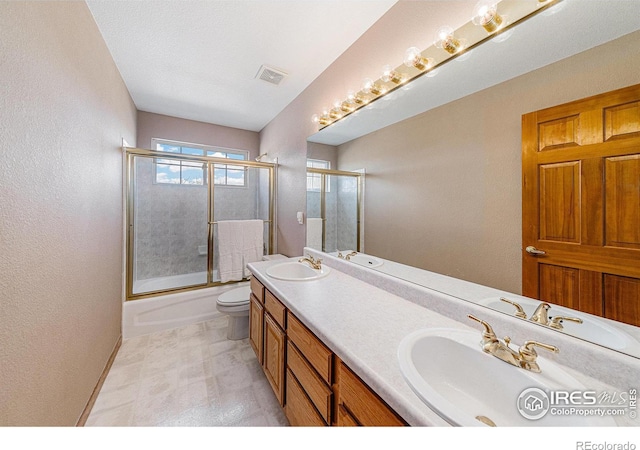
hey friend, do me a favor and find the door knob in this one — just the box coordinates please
[525,246,546,256]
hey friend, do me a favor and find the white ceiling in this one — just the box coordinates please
[86,0,398,132]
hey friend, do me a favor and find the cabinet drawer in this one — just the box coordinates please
[337,362,405,426]
[287,341,332,423]
[285,369,327,426]
[250,277,264,304]
[287,313,332,384]
[265,289,286,328]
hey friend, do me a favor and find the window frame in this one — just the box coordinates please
[151,138,249,187]
[306,159,331,192]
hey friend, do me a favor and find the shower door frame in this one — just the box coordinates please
[124,147,276,301]
[306,167,362,253]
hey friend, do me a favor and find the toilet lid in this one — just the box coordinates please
[217,286,251,306]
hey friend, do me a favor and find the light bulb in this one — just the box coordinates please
[472,1,503,33]
[403,47,433,71]
[362,78,384,95]
[434,26,463,54]
[381,65,404,84]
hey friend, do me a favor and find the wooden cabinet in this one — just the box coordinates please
[250,278,286,406]
[335,360,406,426]
[248,277,406,426]
[249,295,263,364]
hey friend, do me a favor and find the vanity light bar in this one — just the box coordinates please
[312,0,563,130]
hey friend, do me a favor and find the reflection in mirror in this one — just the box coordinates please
[305,164,362,253]
[327,250,640,359]
[305,0,640,359]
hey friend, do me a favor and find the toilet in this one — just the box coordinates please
[216,254,287,340]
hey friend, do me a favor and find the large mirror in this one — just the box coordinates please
[306,0,640,359]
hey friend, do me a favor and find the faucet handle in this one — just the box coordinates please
[468,314,497,342]
[549,316,583,330]
[500,297,527,319]
[518,341,559,373]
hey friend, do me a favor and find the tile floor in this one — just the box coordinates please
[86,313,289,426]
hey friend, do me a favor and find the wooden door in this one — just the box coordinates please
[522,84,640,327]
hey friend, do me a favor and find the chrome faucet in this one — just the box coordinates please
[468,314,559,373]
[299,255,322,270]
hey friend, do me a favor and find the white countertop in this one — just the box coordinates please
[248,255,639,427]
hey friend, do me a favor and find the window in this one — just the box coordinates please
[307,159,330,192]
[152,139,248,186]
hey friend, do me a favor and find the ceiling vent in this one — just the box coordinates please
[256,65,287,86]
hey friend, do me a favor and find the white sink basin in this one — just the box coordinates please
[347,254,383,268]
[479,296,640,353]
[265,261,331,281]
[397,328,616,427]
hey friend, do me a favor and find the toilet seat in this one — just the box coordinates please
[217,286,251,307]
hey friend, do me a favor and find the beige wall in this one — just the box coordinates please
[0,2,137,425]
[337,31,640,294]
[137,111,260,160]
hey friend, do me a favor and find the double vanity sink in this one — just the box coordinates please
[253,252,636,427]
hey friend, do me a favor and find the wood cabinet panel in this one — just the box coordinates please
[337,404,359,426]
[284,369,326,426]
[604,274,640,327]
[265,289,286,328]
[287,313,332,384]
[264,313,285,406]
[287,341,332,423]
[249,295,264,364]
[250,277,264,303]
[336,361,405,427]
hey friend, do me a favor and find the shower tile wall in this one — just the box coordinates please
[134,158,260,281]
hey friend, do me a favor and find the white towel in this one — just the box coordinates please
[242,220,264,277]
[218,220,264,282]
[306,218,323,251]
[218,221,244,283]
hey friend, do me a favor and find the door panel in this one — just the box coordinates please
[604,275,640,327]
[523,84,640,327]
[539,162,581,243]
[605,155,640,249]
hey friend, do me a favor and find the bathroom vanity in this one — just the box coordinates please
[247,250,640,427]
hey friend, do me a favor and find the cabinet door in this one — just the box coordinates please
[264,313,286,406]
[249,295,264,364]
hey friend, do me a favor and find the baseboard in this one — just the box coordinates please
[76,335,122,427]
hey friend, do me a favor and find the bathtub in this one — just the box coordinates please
[124,271,249,338]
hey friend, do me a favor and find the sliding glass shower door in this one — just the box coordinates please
[129,154,209,295]
[126,148,274,299]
